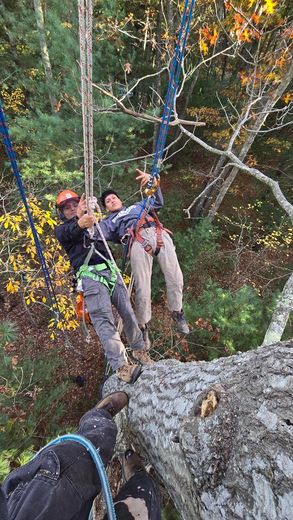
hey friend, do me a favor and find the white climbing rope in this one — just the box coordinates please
[78,0,94,209]
[78,1,128,291]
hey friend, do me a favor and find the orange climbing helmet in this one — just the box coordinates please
[56,190,80,209]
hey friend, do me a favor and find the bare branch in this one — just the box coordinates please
[183,174,225,219]
[179,124,293,222]
[92,82,205,127]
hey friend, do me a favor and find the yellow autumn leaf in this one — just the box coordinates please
[283,92,293,104]
[123,274,131,285]
[199,38,208,56]
[263,0,277,15]
[6,279,20,294]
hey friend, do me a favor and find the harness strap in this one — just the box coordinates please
[83,242,95,266]
[77,263,117,295]
[77,241,118,295]
[128,210,172,257]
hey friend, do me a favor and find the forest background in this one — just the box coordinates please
[0,0,292,515]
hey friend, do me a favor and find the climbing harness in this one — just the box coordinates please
[128,213,172,257]
[35,433,116,520]
[77,263,118,295]
[0,104,60,322]
[73,236,119,323]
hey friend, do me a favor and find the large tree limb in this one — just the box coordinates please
[104,341,293,519]
[179,125,293,222]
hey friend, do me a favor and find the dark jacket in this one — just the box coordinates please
[55,217,111,274]
[0,487,9,520]
[99,187,164,243]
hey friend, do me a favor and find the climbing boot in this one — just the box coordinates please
[132,348,154,365]
[122,448,146,482]
[172,310,190,334]
[96,391,129,417]
[116,363,142,384]
[139,325,151,351]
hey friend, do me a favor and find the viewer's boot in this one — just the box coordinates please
[172,310,190,334]
[116,363,142,383]
[122,448,146,482]
[96,391,129,417]
[132,348,154,365]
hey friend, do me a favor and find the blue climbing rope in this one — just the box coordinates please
[39,434,116,520]
[148,0,196,187]
[0,102,60,319]
[142,0,196,214]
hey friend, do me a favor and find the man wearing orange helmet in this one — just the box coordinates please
[55,190,153,384]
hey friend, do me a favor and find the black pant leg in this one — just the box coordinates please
[104,471,161,520]
[3,409,117,520]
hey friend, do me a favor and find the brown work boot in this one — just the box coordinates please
[172,310,190,334]
[122,448,146,482]
[96,391,129,417]
[116,363,142,384]
[132,348,154,365]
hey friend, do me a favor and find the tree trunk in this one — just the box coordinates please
[191,155,226,219]
[33,0,57,113]
[207,126,258,220]
[195,60,293,220]
[172,69,200,156]
[262,273,293,346]
[165,0,174,37]
[105,341,293,519]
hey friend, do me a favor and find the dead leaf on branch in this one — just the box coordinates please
[54,100,62,113]
[195,317,213,332]
[11,355,18,369]
[123,62,132,74]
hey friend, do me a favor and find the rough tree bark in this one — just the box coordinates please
[105,340,293,520]
[33,0,57,113]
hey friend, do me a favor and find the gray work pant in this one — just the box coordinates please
[82,275,144,371]
[130,228,184,326]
